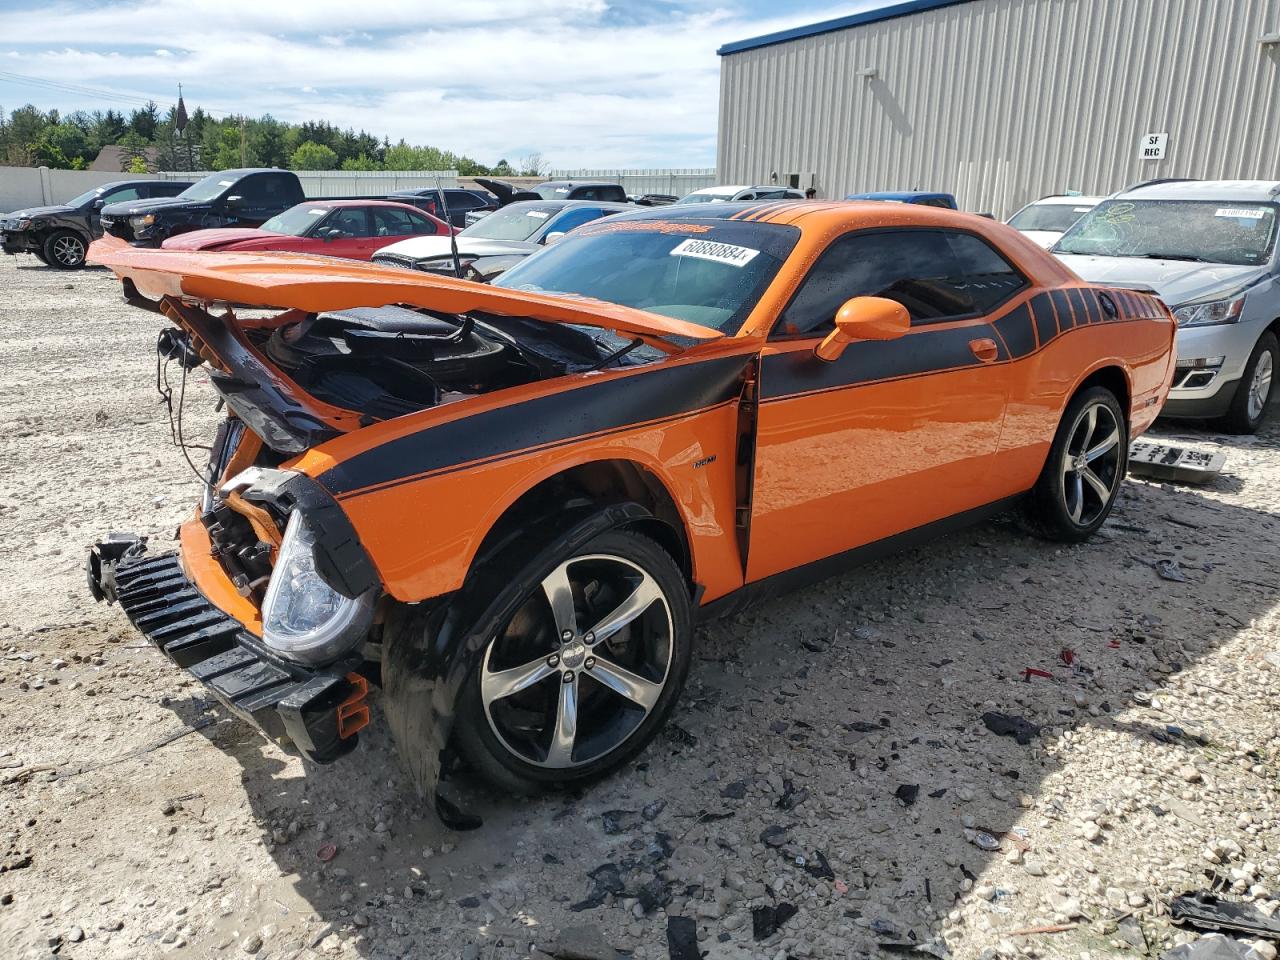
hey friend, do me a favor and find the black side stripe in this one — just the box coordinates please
[992,303,1036,360]
[760,321,1007,401]
[1032,294,1057,347]
[318,353,753,498]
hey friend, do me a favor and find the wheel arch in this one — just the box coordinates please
[1069,362,1132,426]
[469,457,695,594]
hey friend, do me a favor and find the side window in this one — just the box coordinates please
[775,230,1027,337]
[446,191,483,211]
[543,207,609,238]
[372,207,420,236]
[600,185,627,203]
[103,186,143,203]
[407,212,443,234]
[236,175,272,204]
[325,208,372,237]
[572,187,599,201]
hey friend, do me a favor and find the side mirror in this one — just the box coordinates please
[543,231,566,245]
[92,198,105,209]
[815,296,910,362]
[321,228,343,242]
[225,195,244,211]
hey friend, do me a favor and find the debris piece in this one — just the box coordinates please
[843,720,882,733]
[776,779,808,811]
[1129,439,1226,484]
[641,800,667,822]
[760,826,790,848]
[970,832,1001,852]
[1059,648,1076,666]
[752,902,798,940]
[1171,892,1280,939]
[1008,923,1076,936]
[602,811,639,835]
[982,712,1040,745]
[666,916,699,960]
[1117,916,1148,952]
[803,849,835,880]
[637,876,672,914]
[1022,667,1053,681]
[720,780,747,800]
[895,784,920,806]
[1161,934,1274,960]
[316,843,338,863]
[664,725,698,748]
[880,939,951,958]
[571,863,625,912]
[547,924,621,960]
[1156,559,1190,582]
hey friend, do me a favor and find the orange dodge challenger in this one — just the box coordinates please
[87,202,1175,811]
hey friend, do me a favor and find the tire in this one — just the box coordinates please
[1021,385,1128,543]
[42,230,87,269]
[452,527,693,794]
[1215,331,1277,434]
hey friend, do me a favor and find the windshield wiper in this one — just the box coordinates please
[1141,253,1210,262]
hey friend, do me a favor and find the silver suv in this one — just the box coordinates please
[1055,180,1279,433]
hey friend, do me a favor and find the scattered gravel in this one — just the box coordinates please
[1,256,1279,959]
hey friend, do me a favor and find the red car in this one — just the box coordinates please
[161,200,451,260]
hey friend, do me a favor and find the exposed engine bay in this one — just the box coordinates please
[158,301,663,454]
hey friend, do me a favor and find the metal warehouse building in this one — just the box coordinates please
[717,0,1280,216]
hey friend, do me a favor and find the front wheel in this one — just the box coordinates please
[1022,385,1128,542]
[43,230,87,269]
[454,528,693,794]
[1215,331,1277,434]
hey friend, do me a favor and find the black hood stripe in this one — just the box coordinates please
[318,353,752,498]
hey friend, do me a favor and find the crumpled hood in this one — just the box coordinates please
[162,228,277,251]
[100,195,197,218]
[375,235,539,260]
[1055,254,1267,307]
[3,204,75,220]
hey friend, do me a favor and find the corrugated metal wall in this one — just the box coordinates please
[718,0,1280,217]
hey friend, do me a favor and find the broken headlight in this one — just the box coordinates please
[260,512,374,664]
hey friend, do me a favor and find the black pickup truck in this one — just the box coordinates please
[100,168,314,246]
[2,178,193,268]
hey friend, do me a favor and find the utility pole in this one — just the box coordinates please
[239,115,247,167]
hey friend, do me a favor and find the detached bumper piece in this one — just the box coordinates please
[89,540,367,763]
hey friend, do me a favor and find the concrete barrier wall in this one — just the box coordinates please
[0,166,162,213]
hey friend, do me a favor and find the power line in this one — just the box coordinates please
[0,70,235,118]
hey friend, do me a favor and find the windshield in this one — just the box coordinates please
[67,187,106,207]
[1054,199,1278,265]
[260,204,331,236]
[493,217,800,333]
[674,192,732,205]
[460,203,558,241]
[178,172,238,203]
[1008,202,1096,233]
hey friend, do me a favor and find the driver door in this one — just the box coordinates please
[311,207,379,259]
[746,228,1022,582]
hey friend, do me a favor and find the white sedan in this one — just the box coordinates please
[1007,195,1104,248]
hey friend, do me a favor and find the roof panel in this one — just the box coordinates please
[717,0,978,56]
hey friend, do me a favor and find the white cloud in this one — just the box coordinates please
[0,0,851,167]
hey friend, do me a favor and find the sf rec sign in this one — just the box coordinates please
[1139,132,1168,160]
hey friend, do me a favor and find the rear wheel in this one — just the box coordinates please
[1215,331,1277,434]
[455,528,692,794]
[1022,386,1127,542]
[43,230,87,269]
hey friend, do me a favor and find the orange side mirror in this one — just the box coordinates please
[814,296,910,362]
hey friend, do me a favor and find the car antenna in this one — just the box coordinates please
[435,174,464,279]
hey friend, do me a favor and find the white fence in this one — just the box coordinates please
[549,168,717,198]
[156,169,458,196]
[0,166,461,212]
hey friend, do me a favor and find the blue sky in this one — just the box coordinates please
[0,1,855,168]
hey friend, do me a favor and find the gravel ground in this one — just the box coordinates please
[2,254,1279,960]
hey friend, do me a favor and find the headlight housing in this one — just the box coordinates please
[260,512,374,664]
[14,218,32,230]
[130,214,156,228]
[1172,294,1246,328]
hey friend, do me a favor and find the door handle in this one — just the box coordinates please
[969,337,999,363]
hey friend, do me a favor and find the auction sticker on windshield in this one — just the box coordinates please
[670,237,759,267]
[1216,208,1267,219]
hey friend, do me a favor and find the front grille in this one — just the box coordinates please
[372,253,419,270]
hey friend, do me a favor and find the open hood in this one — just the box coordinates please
[474,178,541,206]
[89,235,722,344]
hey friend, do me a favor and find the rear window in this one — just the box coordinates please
[1009,202,1096,233]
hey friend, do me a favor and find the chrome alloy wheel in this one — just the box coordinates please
[1061,401,1122,526]
[479,553,673,769]
[52,234,85,266]
[1248,349,1274,423]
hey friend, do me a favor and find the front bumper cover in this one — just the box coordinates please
[88,535,367,763]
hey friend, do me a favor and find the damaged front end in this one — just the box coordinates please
[85,243,722,806]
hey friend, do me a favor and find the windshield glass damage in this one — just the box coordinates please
[1054,199,1278,265]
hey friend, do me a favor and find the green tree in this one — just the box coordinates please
[492,158,514,176]
[340,154,381,171]
[289,139,338,170]
[118,130,151,172]
[128,100,160,140]
[31,123,88,168]
[250,116,288,168]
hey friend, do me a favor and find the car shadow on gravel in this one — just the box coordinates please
[156,425,1280,958]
